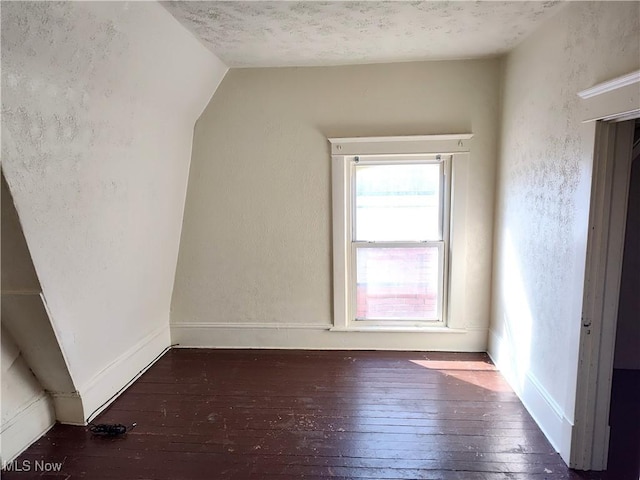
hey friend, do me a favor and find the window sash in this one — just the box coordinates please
[351,241,445,323]
[350,157,446,242]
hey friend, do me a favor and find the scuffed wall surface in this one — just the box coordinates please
[1,326,55,463]
[491,0,639,430]
[172,60,501,347]
[0,328,44,426]
[1,1,227,397]
[2,173,78,422]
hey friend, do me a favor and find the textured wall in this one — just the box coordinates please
[490,0,640,456]
[1,1,227,412]
[172,60,501,349]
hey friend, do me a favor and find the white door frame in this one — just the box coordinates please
[571,70,639,470]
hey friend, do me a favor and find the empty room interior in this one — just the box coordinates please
[1,1,639,478]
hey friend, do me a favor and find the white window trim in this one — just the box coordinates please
[349,155,449,327]
[329,134,473,332]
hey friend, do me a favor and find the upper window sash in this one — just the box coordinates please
[350,157,446,243]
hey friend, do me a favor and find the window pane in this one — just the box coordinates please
[355,163,441,241]
[356,246,440,320]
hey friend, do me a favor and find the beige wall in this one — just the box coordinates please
[2,173,79,428]
[1,1,227,422]
[172,60,501,349]
[489,1,640,462]
[0,327,55,464]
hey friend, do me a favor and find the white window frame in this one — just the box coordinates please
[350,155,449,326]
[329,134,473,332]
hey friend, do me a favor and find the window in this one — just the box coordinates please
[329,135,472,331]
[353,158,449,323]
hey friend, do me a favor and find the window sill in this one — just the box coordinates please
[329,326,467,333]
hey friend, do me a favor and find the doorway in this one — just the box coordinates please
[572,118,637,471]
[606,120,640,476]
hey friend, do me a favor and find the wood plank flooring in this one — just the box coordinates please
[0,350,618,479]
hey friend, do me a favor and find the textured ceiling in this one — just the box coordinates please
[162,1,566,68]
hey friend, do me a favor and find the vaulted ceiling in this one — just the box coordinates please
[163,1,567,68]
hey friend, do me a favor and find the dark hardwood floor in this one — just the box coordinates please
[0,350,627,479]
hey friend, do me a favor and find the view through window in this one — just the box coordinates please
[352,158,449,322]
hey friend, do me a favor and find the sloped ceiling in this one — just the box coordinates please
[163,1,567,67]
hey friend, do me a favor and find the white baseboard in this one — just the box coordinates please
[50,391,84,426]
[171,322,488,351]
[79,324,170,423]
[0,392,55,465]
[488,329,573,464]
